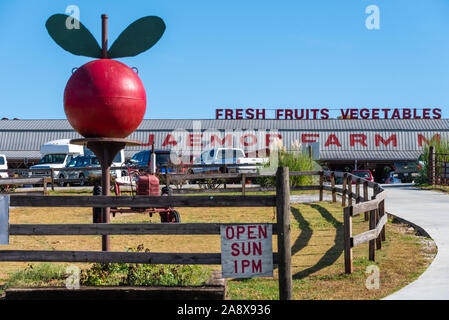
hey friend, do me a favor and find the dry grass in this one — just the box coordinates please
[0,193,436,300]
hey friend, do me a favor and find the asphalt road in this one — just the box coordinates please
[383,184,449,300]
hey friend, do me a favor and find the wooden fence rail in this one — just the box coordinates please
[9,195,277,208]
[8,222,279,236]
[0,177,50,195]
[340,172,387,274]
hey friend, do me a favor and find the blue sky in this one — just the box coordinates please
[1,0,449,119]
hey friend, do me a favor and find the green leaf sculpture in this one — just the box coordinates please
[45,14,165,59]
[108,16,166,58]
[46,14,102,58]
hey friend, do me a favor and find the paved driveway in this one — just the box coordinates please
[383,185,449,300]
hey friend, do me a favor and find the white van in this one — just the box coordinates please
[29,139,84,178]
[0,154,8,178]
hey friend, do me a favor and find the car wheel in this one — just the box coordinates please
[160,210,181,223]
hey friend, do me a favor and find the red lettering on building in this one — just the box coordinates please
[325,134,342,147]
[162,134,177,147]
[418,134,440,147]
[350,134,367,147]
[141,134,155,146]
[302,134,319,143]
[375,134,397,147]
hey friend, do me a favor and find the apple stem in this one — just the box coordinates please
[101,14,108,59]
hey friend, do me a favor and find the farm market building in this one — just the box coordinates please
[0,118,447,180]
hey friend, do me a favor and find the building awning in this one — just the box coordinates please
[319,150,422,161]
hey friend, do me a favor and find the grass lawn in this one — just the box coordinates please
[0,190,436,300]
[415,184,449,194]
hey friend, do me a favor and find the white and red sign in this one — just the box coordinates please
[220,224,273,278]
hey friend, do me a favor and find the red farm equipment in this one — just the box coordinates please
[110,166,180,223]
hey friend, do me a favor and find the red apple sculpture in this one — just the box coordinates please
[64,59,146,138]
[46,14,165,138]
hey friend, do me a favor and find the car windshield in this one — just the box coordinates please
[113,152,123,163]
[0,157,4,165]
[38,154,66,164]
[217,149,245,159]
[353,171,371,178]
[156,153,171,166]
[67,156,98,168]
[67,158,78,167]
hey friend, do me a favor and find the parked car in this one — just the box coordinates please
[127,150,178,173]
[0,154,8,178]
[28,139,84,179]
[385,171,402,184]
[192,148,267,174]
[351,170,374,183]
[58,155,101,186]
[393,162,419,183]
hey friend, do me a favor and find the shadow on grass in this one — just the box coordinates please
[271,206,313,273]
[290,207,313,255]
[292,204,344,280]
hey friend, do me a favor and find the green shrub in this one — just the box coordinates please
[3,263,66,289]
[86,174,116,187]
[256,140,320,187]
[416,138,449,185]
[80,245,210,287]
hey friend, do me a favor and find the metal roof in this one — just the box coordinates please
[1,119,449,131]
[319,150,422,161]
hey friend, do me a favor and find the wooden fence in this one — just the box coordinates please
[0,167,387,297]
[330,172,387,274]
[1,167,292,300]
[427,146,449,186]
[0,177,51,195]
[0,163,261,190]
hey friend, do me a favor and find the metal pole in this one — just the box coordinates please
[101,14,108,59]
[101,155,111,252]
[151,143,156,174]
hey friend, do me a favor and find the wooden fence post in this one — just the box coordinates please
[375,208,382,250]
[343,206,353,274]
[241,173,246,196]
[347,174,352,206]
[369,209,376,261]
[428,146,435,185]
[379,200,387,241]
[50,168,55,191]
[223,164,227,189]
[165,166,170,188]
[276,167,292,300]
[331,172,336,202]
[355,178,360,204]
[342,173,347,207]
[379,199,386,242]
[319,171,324,201]
[372,184,379,200]
[363,181,369,221]
[43,178,49,195]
